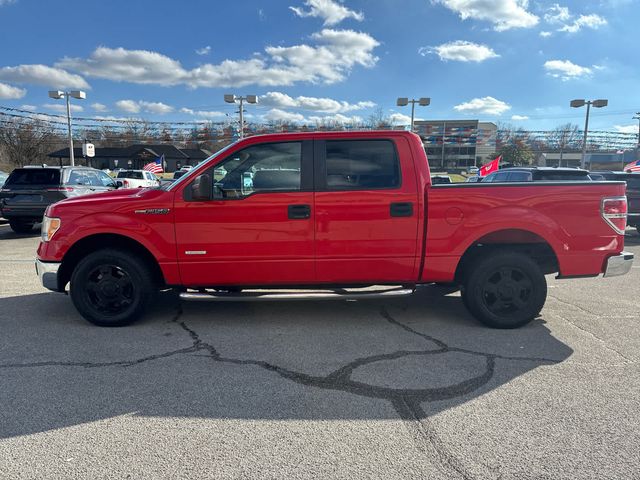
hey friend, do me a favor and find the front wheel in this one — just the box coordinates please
[461,252,547,329]
[9,218,35,234]
[70,249,156,327]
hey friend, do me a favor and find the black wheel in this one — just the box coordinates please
[9,218,35,234]
[70,249,156,327]
[461,252,546,329]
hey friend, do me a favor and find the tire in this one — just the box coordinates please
[461,251,547,329]
[70,248,156,327]
[9,218,35,234]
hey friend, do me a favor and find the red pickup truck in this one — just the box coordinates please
[36,131,633,328]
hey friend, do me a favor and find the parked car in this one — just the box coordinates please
[467,166,479,174]
[1,166,118,233]
[481,167,593,183]
[173,169,188,180]
[115,170,161,188]
[431,175,452,184]
[466,176,481,183]
[36,131,632,328]
[592,171,640,233]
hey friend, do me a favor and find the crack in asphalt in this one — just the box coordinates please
[0,302,564,479]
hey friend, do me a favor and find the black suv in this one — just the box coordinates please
[592,171,640,234]
[0,166,117,233]
[481,167,593,183]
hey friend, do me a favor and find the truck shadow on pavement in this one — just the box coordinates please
[0,286,572,442]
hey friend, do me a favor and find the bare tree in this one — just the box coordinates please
[366,107,391,129]
[547,123,580,166]
[0,118,61,168]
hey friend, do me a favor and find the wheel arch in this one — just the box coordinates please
[58,233,165,291]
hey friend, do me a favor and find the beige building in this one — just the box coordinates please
[414,120,497,170]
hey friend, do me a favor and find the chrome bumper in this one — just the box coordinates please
[36,259,61,291]
[603,252,634,278]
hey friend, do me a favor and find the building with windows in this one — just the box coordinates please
[414,120,497,170]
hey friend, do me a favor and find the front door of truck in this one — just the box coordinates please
[313,137,420,283]
[173,140,315,287]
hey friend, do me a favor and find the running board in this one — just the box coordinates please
[179,286,415,302]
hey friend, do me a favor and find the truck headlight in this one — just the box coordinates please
[41,216,61,242]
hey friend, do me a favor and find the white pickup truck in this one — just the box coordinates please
[115,170,161,189]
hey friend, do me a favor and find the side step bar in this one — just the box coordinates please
[179,286,415,302]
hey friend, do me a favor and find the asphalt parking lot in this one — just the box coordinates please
[0,223,639,479]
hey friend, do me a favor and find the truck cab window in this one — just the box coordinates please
[211,142,302,199]
[325,140,400,190]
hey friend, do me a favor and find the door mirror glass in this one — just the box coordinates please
[191,174,212,201]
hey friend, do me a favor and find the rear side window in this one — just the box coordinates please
[5,168,60,186]
[325,140,400,190]
[534,172,591,181]
[117,171,144,179]
[485,172,509,182]
[507,172,531,182]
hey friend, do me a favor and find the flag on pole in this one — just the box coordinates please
[623,159,640,172]
[143,154,164,174]
[479,155,501,177]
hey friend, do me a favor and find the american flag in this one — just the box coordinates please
[623,159,640,172]
[143,154,164,174]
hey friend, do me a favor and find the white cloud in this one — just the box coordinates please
[0,0,17,6]
[308,113,362,124]
[543,5,607,33]
[260,91,375,113]
[91,102,108,112]
[544,4,570,23]
[433,0,539,31]
[56,30,379,88]
[420,40,499,62]
[195,46,211,56]
[0,81,26,99]
[539,31,552,37]
[264,108,307,123]
[389,113,414,125]
[614,125,639,134]
[454,96,511,115]
[116,99,173,114]
[289,0,363,26]
[0,64,89,89]
[544,59,592,80]
[559,14,607,33]
[20,104,36,111]
[180,107,226,119]
[42,103,84,113]
[511,114,529,120]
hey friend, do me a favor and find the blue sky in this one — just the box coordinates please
[0,0,638,133]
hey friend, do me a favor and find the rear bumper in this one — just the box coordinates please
[35,259,62,292]
[603,252,634,278]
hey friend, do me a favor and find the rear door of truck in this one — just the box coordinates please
[313,136,420,283]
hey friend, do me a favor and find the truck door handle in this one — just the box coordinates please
[288,204,311,219]
[390,202,413,217]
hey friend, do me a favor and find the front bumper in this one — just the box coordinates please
[603,252,634,278]
[35,259,62,291]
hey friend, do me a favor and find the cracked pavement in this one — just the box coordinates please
[1,224,639,479]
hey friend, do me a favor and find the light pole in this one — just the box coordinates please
[570,98,608,169]
[48,90,86,166]
[396,97,430,132]
[224,94,258,139]
[633,112,640,147]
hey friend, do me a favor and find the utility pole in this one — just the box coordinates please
[570,98,608,169]
[48,90,87,166]
[396,97,430,132]
[634,112,640,147]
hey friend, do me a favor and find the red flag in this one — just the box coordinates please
[479,155,501,177]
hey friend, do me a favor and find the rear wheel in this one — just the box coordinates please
[9,218,35,234]
[461,251,546,329]
[70,249,156,327]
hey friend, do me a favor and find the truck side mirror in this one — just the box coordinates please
[115,180,123,188]
[191,174,212,201]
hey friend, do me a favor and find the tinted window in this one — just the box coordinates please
[212,142,301,199]
[117,171,144,179]
[626,177,640,191]
[534,171,591,181]
[507,172,531,182]
[486,172,509,182]
[325,140,400,190]
[5,168,60,186]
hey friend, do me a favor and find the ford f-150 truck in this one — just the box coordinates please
[36,131,634,328]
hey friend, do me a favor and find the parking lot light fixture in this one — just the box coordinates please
[571,98,608,169]
[396,97,431,132]
[48,90,87,167]
[224,94,258,139]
